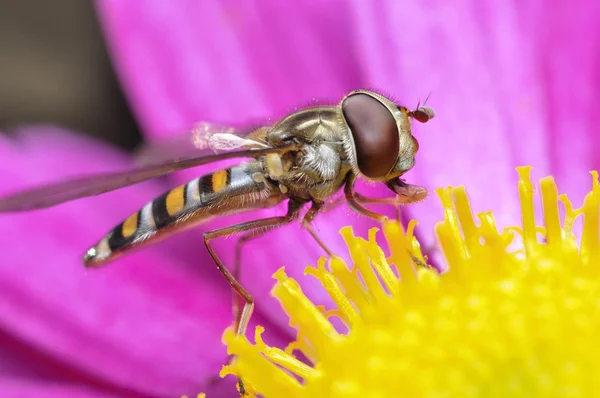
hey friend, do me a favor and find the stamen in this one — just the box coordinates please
[211,166,600,397]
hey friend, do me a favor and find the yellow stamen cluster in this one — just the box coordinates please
[220,166,600,397]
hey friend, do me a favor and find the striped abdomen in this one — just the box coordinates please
[83,161,281,267]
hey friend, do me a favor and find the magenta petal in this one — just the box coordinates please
[340,0,600,256]
[97,0,362,138]
[0,382,127,398]
[0,128,289,397]
[0,330,147,397]
[523,1,600,204]
[341,0,541,246]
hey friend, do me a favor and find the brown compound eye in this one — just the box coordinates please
[342,93,399,179]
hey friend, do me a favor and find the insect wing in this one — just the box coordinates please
[0,145,296,212]
[134,122,268,166]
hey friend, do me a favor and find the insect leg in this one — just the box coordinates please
[231,234,254,332]
[344,174,387,222]
[231,221,292,331]
[343,174,413,220]
[205,199,303,333]
[319,195,345,213]
[300,202,334,257]
[350,191,405,224]
[323,191,406,227]
[343,174,429,268]
[203,200,303,395]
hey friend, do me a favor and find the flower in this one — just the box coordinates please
[221,166,600,397]
[2,1,600,397]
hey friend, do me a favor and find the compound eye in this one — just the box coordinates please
[409,106,435,123]
[342,93,399,179]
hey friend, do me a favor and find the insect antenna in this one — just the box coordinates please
[415,91,433,110]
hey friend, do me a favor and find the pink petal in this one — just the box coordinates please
[341,0,538,242]
[0,331,139,397]
[97,0,362,138]
[0,128,288,397]
[343,0,600,259]
[522,1,600,203]
[0,382,130,398]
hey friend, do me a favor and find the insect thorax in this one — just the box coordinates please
[260,106,352,202]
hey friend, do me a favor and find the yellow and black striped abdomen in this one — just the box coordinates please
[83,162,277,267]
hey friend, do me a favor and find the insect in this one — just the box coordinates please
[0,89,434,394]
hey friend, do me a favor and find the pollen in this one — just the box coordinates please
[220,166,600,397]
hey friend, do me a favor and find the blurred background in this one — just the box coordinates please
[0,1,141,149]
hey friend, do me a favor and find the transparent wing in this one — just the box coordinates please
[134,122,269,166]
[0,144,296,212]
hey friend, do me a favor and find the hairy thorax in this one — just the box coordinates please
[260,106,352,203]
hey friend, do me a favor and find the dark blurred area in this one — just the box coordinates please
[0,1,141,150]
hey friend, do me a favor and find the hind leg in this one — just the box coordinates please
[203,199,303,395]
[231,220,292,330]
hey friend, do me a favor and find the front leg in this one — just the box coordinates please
[344,173,387,222]
[321,183,406,224]
[343,173,430,269]
[321,192,402,213]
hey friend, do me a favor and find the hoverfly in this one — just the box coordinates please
[0,89,434,394]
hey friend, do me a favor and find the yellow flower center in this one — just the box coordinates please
[219,166,600,397]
